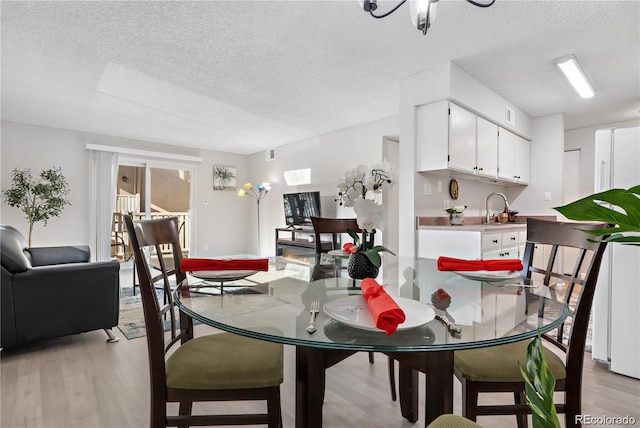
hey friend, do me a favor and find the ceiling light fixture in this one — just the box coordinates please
[359,0,496,35]
[554,55,595,99]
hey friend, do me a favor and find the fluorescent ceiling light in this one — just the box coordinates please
[555,55,595,99]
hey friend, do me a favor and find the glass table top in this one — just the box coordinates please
[175,255,568,352]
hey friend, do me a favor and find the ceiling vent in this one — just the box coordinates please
[266,148,276,161]
[505,106,515,126]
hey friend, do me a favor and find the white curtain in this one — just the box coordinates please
[89,150,119,261]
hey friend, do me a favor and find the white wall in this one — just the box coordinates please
[506,114,565,216]
[564,119,640,199]
[246,116,399,257]
[1,120,250,255]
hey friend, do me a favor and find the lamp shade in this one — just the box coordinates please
[409,0,437,31]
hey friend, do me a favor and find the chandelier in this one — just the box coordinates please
[359,0,496,35]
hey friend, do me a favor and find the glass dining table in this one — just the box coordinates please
[175,254,569,428]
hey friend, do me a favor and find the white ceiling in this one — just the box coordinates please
[1,1,639,155]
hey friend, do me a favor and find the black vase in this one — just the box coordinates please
[347,253,379,280]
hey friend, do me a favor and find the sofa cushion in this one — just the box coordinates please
[0,225,31,273]
[28,246,91,266]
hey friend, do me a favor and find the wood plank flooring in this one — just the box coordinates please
[2,325,639,428]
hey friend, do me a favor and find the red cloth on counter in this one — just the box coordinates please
[180,258,269,273]
[437,256,523,272]
[360,278,406,336]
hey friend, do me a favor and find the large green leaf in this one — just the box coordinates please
[554,185,640,246]
[519,332,561,428]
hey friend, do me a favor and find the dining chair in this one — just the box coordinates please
[123,215,283,428]
[453,218,609,428]
[427,414,483,428]
[309,217,397,399]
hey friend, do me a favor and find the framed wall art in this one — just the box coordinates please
[212,165,237,190]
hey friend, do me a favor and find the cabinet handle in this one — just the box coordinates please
[478,167,483,171]
[493,239,498,244]
[504,251,510,256]
[511,237,516,240]
[473,166,478,170]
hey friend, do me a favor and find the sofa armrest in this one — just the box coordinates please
[10,261,120,345]
[28,246,91,266]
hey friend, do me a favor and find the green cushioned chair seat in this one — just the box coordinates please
[166,332,283,390]
[427,414,484,428]
[455,340,566,382]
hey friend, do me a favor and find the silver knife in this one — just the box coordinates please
[433,307,462,335]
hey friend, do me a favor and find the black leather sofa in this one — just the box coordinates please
[1,224,120,348]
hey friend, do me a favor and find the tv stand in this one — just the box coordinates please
[275,227,332,257]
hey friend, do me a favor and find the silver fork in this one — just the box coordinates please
[306,300,320,334]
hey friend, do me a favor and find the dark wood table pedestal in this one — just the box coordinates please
[295,347,454,428]
[386,350,455,426]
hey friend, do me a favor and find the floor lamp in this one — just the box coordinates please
[238,182,271,256]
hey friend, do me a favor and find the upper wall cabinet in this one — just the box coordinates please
[497,128,530,184]
[416,100,527,186]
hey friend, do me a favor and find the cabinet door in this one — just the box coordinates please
[448,103,477,173]
[476,116,498,177]
[515,136,530,183]
[416,101,450,171]
[498,128,517,181]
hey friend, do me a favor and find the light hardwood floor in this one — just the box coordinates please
[2,264,639,428]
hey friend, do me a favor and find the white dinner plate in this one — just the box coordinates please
[323,295,435,332]
[452,270,521,281]
[188,270,258,280]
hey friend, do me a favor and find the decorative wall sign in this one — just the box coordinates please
[449,179,459,200]
[213,165,237,190]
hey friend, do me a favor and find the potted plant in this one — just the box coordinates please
[1,167,70,246]
[445,205,467,225]
[508,210,519,222]
[337,163,396,279]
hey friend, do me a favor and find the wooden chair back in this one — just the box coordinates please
[123,215,191,395]
[310,217,373,255]
[521,218,608,417]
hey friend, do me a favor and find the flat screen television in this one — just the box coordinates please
[283,191,321,227]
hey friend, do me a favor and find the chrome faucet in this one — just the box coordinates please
[485,192,510,223]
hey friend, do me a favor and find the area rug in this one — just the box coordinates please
[117,285,261,340]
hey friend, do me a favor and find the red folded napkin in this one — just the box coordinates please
[180,258,269,273]
[437,256,523,272]
[360,278,406,336]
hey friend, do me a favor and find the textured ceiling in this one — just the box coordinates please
[1,1,639,155]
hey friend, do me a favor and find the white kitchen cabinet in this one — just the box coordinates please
[417,100,477,174]
[481,230,520,260]
[448,103,477,173]
[417,100,479,174]
[515,136,530,183]
[498,128,529,184]
[418,225,527,260]
[417,101,526,186]
[475,116,498,178]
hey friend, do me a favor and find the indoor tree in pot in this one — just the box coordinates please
[337,163,396,279]
[1,167,70,246]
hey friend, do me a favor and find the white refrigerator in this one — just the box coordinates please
[592,127,640,379]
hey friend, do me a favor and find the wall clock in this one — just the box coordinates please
[449,179,459,200]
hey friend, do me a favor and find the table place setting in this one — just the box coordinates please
[320,278,435,335]
[437,255,524,282]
